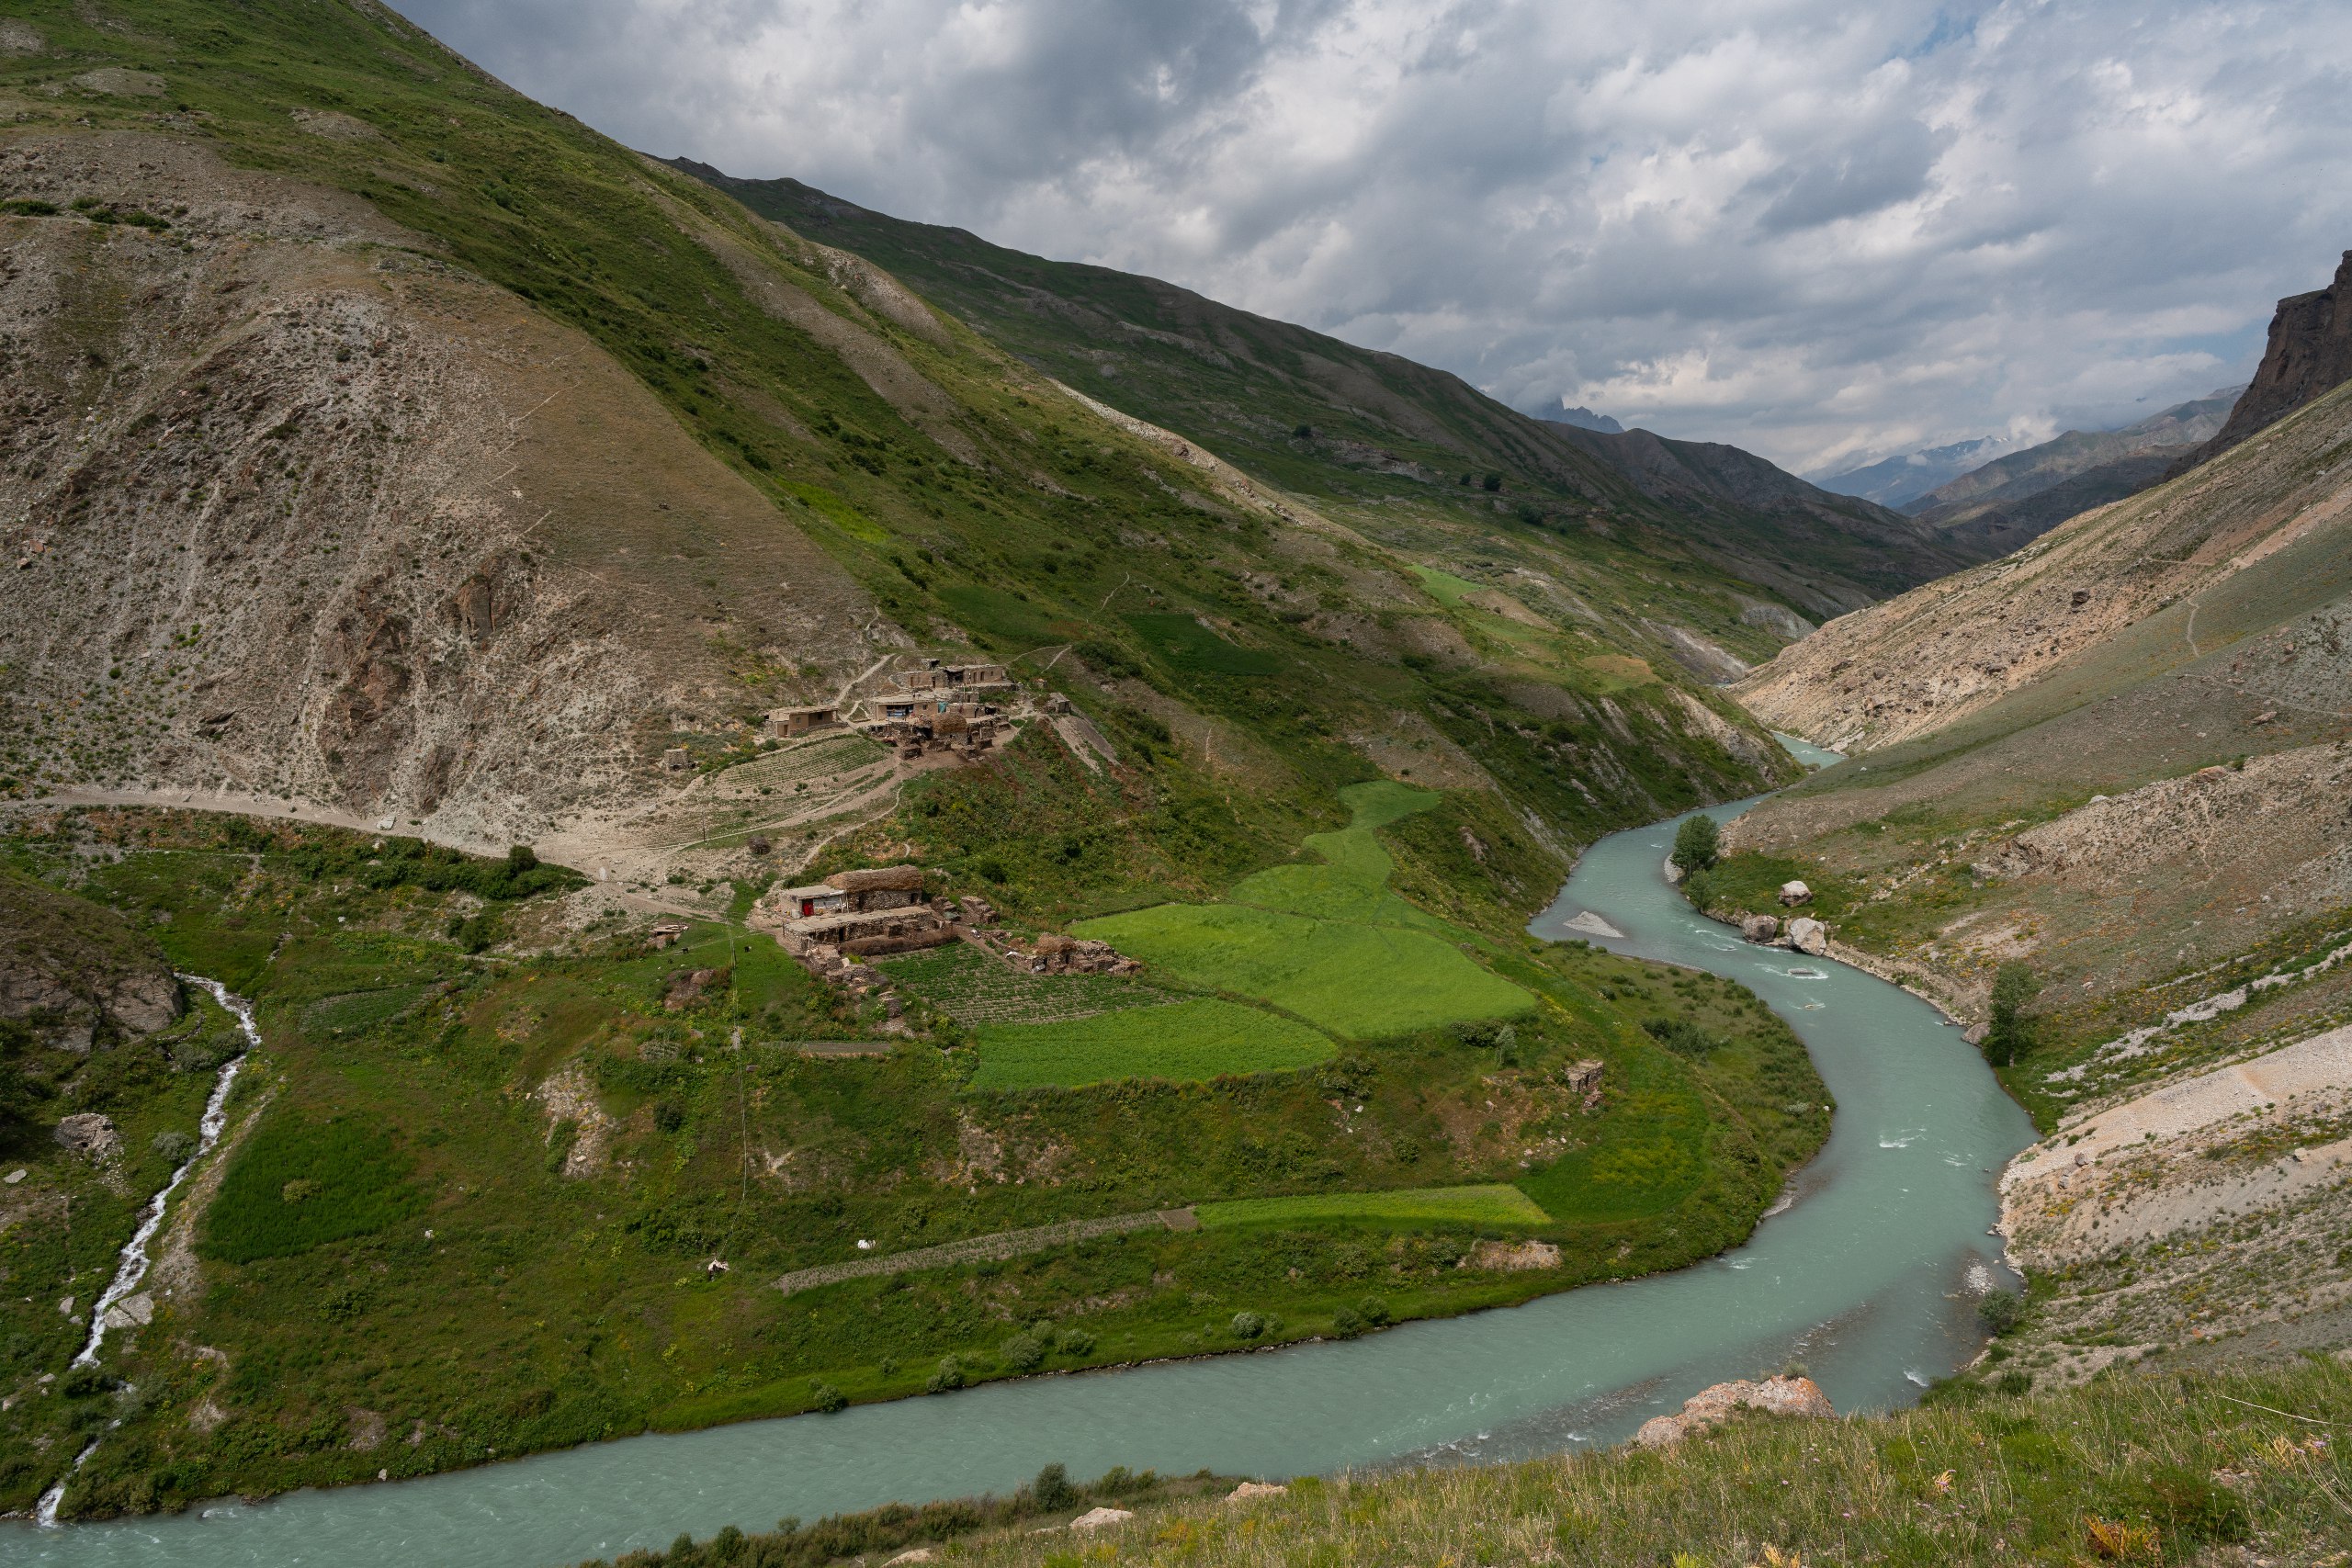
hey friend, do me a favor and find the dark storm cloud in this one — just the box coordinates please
[390,0,2352,471]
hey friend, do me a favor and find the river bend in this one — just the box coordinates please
[15,795,2033,1567]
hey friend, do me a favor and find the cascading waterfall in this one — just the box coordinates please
[33,976,259,1529]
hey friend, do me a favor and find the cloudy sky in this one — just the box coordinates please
[394,0,2352,475]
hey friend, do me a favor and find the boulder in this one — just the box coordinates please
[1962,1022,1988,1045]
[1741,913,1779,943]
[1069,1507,1135,1532]
[1778,880,1813,907]
[54,1111,120,1157]
[1227,1482,1288,1503]
[1663,855,1683,885]
[1634,1375,1834,1449]
[1786,918,1828,956]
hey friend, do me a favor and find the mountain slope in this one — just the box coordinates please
[1717,359,2352,1372]
[1903,389,2239,548]
[1540,421,1981,609]
[674,164,1973,618]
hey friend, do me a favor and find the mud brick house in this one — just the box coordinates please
[895,659,1012,694]
[767,705,840,739]
[781,904,950,957]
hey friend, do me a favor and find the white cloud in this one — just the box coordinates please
[390,0,2352,472]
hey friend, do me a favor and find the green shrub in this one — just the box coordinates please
[1032,1463,1076,1510]
[1230,1311,1266,1340]
[2128,1462,2251,1542]
[809,1382,848,1414]
[1642,1016,1722,1056]
[199,1114,425,1263]
[926,1357,965,1393]
[1671,815,1721,874]
[1977,1288,2024,1335]
[1001,1333,1046,1371]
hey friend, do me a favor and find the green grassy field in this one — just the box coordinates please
[1078,782,1533,1040]
[0,810,1828,1518]
[1121,613,1283,676]
[1408,564,1483,606]
[1079,903,1532,1039]
[969,999,1333,1089]
[1194,1184,1550,1228]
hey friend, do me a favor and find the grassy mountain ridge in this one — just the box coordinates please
[673,162,1973,620]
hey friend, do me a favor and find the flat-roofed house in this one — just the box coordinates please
[768,705,840,739]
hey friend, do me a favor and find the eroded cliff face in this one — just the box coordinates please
[1,132,877,847]
[2166,250,2352,478]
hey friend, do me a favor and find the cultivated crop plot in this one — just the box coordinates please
[878,942,1170,1026]
[968,998,1333,1089]
[1080,782,1533,1041]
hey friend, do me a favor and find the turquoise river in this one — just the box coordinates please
[15,769,2037,1566]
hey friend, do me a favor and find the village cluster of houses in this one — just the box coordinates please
[764,660,1021,763]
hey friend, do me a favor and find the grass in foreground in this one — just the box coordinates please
[602,1358,2352,1568]
[969,999,1333,1090]
[1194,1184,1550,1228]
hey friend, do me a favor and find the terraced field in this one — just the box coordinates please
[1078,782,1533,1040]
[1194,1184,1552,1228]
[968,998,1333,1089]
[877,942,1170,1026]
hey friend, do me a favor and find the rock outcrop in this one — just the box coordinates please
[2167,251,2352,478]
[1634,1375,1833,1447]
[1,870,181,1051]
[53,1111,120,1156]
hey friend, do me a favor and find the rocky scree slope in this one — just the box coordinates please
[673,164,1971,622]
[0,0,1799,896]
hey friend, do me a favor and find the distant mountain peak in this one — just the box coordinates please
[1814,435,2018,510]
[1550,404,1624,434]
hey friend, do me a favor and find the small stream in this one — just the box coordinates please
[33,979,259,1528]
[14,790,2034,1567]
